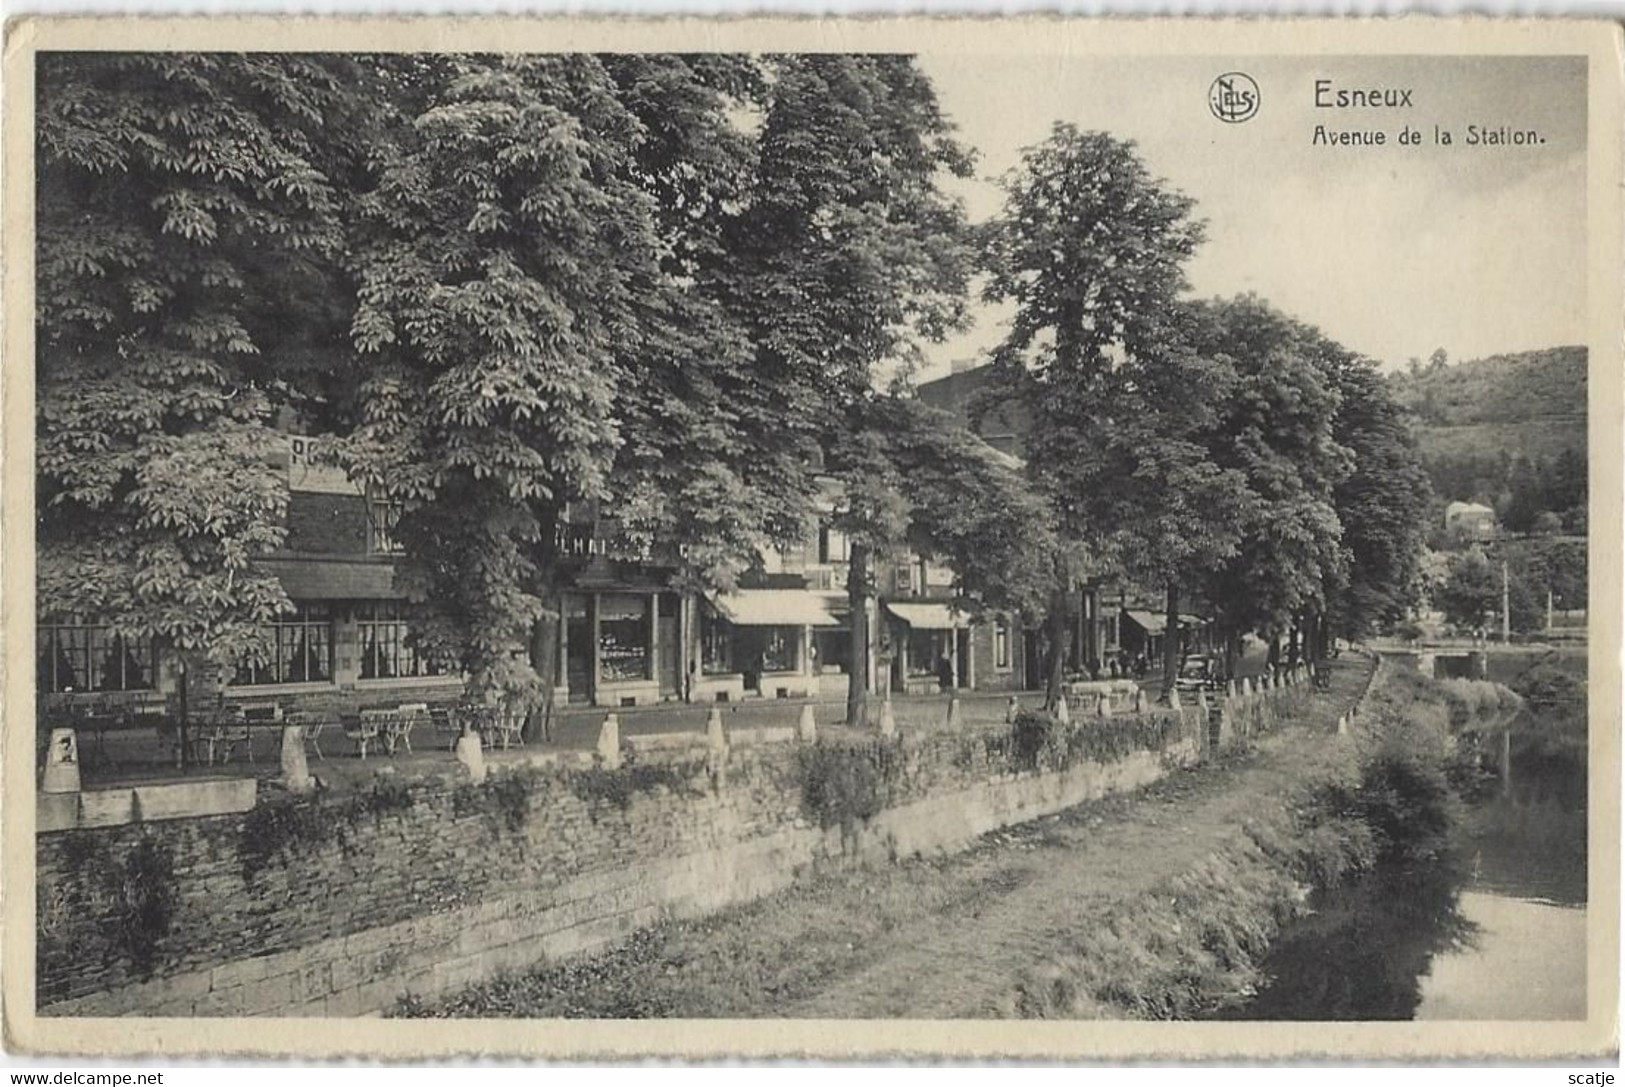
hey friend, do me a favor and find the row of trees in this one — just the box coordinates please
[975,130,1431,698]
[1431,538,1588,635]
[37,53,1431,731]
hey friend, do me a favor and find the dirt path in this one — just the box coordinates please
[408,664,1369,1020]
[784,679,1361,1018]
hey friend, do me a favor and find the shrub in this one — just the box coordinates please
[238,779,421,880]
[566,760,706,819]
[49,831,179,978]
[1437,678,1522,730]
[795,740,906,832]
[1004,708,1186,775]
[1348,708,1462,865]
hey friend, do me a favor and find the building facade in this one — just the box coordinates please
[40,427,1059,722]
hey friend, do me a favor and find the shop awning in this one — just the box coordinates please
[886,601,970,630]
[1123,609,1168,636]
[1123,610,1208,635]
[712,590,842,628]
[259,558,404,600]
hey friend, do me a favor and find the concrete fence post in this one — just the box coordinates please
[706,707,730,791]
[1133,689,1148,715]
[796,703,817,743]
[597,714,622,770]
[280,724,313,795]
[1096,691,1112,718]
[1005,695,1021,724]
[1055,696,1070,726]
[42,728,81,794]
[455,728,487,785]
[946,697,962,730]
[878,697,897,738]
[1166,688,1182,712]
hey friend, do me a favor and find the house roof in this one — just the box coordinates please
[712,589,842,628]
[886,601,971,630]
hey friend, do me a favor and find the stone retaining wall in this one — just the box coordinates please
[36,682,1314,1019]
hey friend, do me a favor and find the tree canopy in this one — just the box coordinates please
[981,126,1247,697]
[36,53,370,669]
[38,53,1453,724]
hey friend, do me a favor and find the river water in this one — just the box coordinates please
[1219,725,1587,1021]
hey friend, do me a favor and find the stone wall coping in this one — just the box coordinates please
[37,776,258,833]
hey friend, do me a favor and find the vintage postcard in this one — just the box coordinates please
[3,15,1620,1062]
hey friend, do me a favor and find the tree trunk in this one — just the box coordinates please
[1160,583,1180,701]
[1044,596,1071,712]
[175,651,191,770]
[1222,625,1240,681]
[527,604,559,743]
[846,542,871,728]
[1267,632,1281,676]
[525,513,563,743]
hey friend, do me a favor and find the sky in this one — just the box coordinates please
[914,54,1588,378]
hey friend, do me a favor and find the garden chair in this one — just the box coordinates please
[127,701,173,767]
[283,710,331,761]
[238,702,282,762]
[486,706,526,751]
[387,703,428,755]
[456,703,504,750]
[71,697,123,768]
[429,705,463,751]
[348,710,390,760]
[202,704,252,766]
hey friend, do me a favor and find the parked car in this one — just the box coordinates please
[1174,654,1219,694]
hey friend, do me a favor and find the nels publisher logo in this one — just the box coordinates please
[1209,72,1260,123]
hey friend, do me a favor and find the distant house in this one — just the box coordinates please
[916,364,1122,683]
[1444,501,1497,539]
[915,363,1032,459]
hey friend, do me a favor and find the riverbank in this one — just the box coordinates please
[398,654,1530,1020]
[1222,659,1588,1022]
[392,659,1378,1018]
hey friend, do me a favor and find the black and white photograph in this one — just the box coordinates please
[3,16,1619,1062]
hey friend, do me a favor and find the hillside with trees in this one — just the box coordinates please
[1388,346,1586,426]
[1386,347,1587,535]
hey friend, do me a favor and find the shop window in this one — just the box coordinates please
[367,487,405,555]
[907,629,945,677]
[700,606,734,676]
[358,602,443,680]
[760,626,799,673]
[599,593,651,682]
[234,603,333,686]
[818,526,850,565]
[994,620,1011,671]
[814,629,851,674]
[37,619,157,693]
[778,539,809,574]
